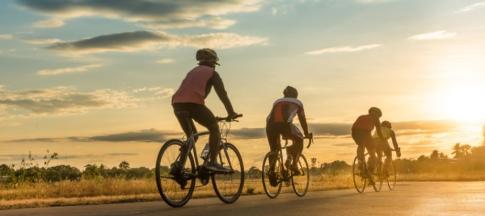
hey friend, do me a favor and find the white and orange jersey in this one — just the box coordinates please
[267,97,305,124]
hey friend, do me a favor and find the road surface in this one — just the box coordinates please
[2,182,485,216]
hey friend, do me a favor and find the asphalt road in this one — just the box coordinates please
[2,182,485,216]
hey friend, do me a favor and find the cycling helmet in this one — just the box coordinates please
[382,121,392,128]
[283,86,298,98]
[196,48,219,65]
[368,107,382,118]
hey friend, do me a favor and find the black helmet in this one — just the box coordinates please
[382,121,392,128]
[368,107,382,118]
[196,48,219,65]
[283,86,298,98]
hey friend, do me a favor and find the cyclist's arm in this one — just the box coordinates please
[374,118,384,140]
[390,130,399,150]
[297,106,309,136]
[211,72,236,116]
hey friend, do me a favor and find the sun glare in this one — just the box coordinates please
[428,52,485,123]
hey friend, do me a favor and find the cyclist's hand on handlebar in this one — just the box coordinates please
[305,133,313,139]
[225,112,243,122]
[396,147,402,158]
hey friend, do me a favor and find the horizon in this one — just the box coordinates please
[2,0,485,168]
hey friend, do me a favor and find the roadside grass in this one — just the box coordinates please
[1,172,484,210]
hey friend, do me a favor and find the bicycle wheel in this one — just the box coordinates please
[352,156,366,193]
[291,154,309,197]
[155,139,196,208]
[372,161,383,192]
[262,152,282,199]
[212,143,245,204]
[387,160,397,190]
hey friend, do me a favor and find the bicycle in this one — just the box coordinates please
[261,134,314,199]
[377,148,398,191]
[352,149,380,193]
[352,148,398,193]
[155,113,244,208]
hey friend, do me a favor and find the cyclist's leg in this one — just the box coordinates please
[364,135,377,172]
[286,124,304,172]
[352,130,366,169]
[266,123,281,171]
[383,142,392,174]
[190,104,223,169]
[172,103,197,167]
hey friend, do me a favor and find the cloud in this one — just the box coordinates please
[0,86,137,115]
[408,31,456,41]
[458,1,485,12]
[231,128,266,139]
[24,38,63,45]
[156,58,175,64]
[355,0,395,3]
[47,31,267,54]
[305,44,382,55]
[132,86,174,99]
[17,0,263,30]
[37,64,102,76]
[0,34,14,40]
[5,129,179,143]
[33,18,65,28]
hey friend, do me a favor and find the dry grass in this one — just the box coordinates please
[2,172,480,209]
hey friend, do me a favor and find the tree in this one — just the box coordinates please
[430,150,439,160]
[119,161,130,170]
[452,143,465,159]
[247,166,262,179]
[311,157,317,168]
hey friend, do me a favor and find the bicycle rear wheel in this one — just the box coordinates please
[373,161,383,192]
[262,152,282,199]
[387,160,397,190]
[155,139,196,208]
[291,154,309,197]
[212,143,245,204]
[352,156,366,193]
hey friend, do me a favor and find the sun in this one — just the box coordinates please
[440,86,485,122]
[427,51,485,123]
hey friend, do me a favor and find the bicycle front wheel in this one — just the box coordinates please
[212,143,245,204]
[155,139,196,208]
[352,156,366,193]
[387,160,397,190]
[262,152,282,199]
[291,154,309,197]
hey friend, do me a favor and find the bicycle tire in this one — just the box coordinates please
[387,160,397,190]
[155,139,196,208]
[262,152,283,199]
[352,156,366,193]
[212,143,245,204]
[291,154,309,197]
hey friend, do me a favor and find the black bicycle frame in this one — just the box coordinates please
[177,117,234,175]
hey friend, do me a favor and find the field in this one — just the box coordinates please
[0,174,354,209]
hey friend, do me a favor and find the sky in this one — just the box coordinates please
[1,0,485,168]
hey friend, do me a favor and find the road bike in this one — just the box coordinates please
[352,148,398,193]
[261,134,313,199]
[155,113,244,208]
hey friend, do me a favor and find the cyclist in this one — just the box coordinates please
[351,107,384,179]
[171,48,239,173]
[266,86,311,182]
[373,121,401,176]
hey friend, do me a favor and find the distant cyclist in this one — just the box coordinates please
[351,107,384,178]
[266,86,311,179]
[171,48,240,173]
[373,121,401,176]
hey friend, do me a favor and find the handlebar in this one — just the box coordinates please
[306,133,314,149]
[215,114,243,122]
